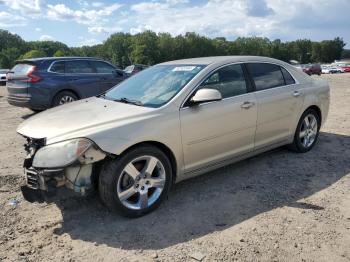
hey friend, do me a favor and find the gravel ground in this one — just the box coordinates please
[0,74,349,262]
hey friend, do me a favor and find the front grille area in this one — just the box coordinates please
[25,168,40,189]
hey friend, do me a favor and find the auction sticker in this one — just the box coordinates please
[172,66,197,72]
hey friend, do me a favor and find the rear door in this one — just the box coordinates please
[90,60,125,93]
[246,63,303,149]
[65,60,100,98]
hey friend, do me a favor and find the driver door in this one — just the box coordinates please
[180,64,257,172]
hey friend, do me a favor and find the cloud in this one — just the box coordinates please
[0,11,26,27]
[39,34,54,41]
[88,25,123,34]
[247,0,274,17]
[0,0,41,14]
[78,38,101,46]
[47,3,122,25]
[128,0,275,37]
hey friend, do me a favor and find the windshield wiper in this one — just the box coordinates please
[114,97,143,106]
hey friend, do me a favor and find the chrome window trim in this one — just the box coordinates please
[180,61,300,109]
[180,62,247,109]
[47,59,118,75]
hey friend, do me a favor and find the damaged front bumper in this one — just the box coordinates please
[21,137,106,202]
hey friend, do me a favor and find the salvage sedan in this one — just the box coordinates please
[17,56,330,217]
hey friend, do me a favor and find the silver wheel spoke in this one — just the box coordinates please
[149,177,165,188]
[310,118,317,129]
[144,156,158,176]
[139,191,148,209]
[299,130,307,138]
[124,162,140,179]
[304,117,310,127]
[119,187,136,201]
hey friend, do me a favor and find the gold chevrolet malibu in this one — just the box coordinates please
[17,56,330,217]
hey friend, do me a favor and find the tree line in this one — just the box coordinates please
[0,29,348,69]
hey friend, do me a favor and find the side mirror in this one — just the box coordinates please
[190,88,222,105]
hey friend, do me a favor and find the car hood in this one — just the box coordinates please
[17,97,156,144]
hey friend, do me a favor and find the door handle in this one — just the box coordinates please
[241,101,255,109]
[293,91,301,97]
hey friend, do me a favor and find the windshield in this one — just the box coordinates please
[105,64,205,108]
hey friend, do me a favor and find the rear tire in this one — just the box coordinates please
[288,109,320,153]
[99,145,172,217]
[52,91,78,107]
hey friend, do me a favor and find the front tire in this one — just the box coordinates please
[99,145,172,217]
[288,109,320,153]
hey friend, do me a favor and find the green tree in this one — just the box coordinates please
[20,49,47,59]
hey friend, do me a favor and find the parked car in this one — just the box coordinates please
[301,64,322,75]
[18,56,329,217]
[322,65,342,74]
[124,64,148,75]
[6,57,126,111]
[0,69,9,86]
[341,65,350,72]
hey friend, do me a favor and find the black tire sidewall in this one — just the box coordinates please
[293,109,321,153]
[99,145,172,217]
[52,91,78,107]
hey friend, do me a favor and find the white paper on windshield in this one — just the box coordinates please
[172,66,197,72]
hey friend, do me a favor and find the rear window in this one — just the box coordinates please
[11,63,33,76]
[50,61,65,73]
[281,67,295,85]
[65,60,94,74]
[91,61,115,74]
[247,63,285,91]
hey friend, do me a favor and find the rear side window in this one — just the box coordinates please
[281,67,295,85]
[199,64,247,98]
[247,63,285,91]
[11,63,33,76]
[91,61,116,73]
[65,60,94,74]
[50,61,65,73]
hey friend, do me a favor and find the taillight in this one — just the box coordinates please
[21,66,42,83]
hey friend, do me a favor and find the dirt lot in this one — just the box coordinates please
[0,74,349,262]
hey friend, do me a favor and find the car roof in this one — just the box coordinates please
[16,57,106,63]
[159,56,288,66]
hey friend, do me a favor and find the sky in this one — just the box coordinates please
[0,0,349,47]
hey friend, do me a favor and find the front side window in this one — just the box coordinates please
[91,61,116,74]
[65,60,94,74]
[105,64,205,108]
[247,63,285,91]
[50,61,65,73]
[199,64,247,98]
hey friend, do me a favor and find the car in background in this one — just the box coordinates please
[301,64,321,75]
[321,65,342,74]
[0,69,9,86]
[6,57,127,111]
[335,63,350,73]
[341,65,350,72]
[124,64,149,75]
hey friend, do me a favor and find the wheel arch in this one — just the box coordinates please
[117,141,178,184]
[51,89,81,106]
[304,105,322,125]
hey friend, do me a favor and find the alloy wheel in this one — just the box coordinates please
[299,114,318,148]
[59,95,76,105]
[117,155,166,210]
